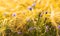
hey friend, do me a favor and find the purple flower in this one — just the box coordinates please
[28,27,35,31]
[12,13,16,16]
[32,3,36,7]
[28,6,32,10]
[17,32,22,34]
[58,25,60,29]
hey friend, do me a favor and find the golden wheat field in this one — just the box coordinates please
[0,0,60,36]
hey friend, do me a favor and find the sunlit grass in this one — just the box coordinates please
[0,0,60,36]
